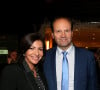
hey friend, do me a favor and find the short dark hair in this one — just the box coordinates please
[50,16,73,32]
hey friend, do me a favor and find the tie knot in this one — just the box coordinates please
[62,51,67,56]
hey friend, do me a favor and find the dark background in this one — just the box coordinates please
[0,1,100,88]
[1,0,100,34]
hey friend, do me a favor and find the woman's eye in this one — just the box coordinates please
[29,47,34,50]
[39,48,43,51]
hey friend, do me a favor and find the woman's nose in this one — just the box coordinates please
[35,50,39,55]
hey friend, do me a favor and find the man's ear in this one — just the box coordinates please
[52,33,54,39]
[72,31,73,37]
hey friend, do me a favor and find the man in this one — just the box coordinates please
[43,16,97,90]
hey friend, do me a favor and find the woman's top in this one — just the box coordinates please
[0,59,48,90]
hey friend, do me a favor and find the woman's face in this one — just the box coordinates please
[24,40,43,66]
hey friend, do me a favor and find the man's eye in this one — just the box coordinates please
[65,30,71,32]
[57,30,61,32]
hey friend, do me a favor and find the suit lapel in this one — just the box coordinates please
[25,72,37,90]
[74,47,80,90]
[50,47,57,90]
[18,61,36,90]
[22,60,38,90]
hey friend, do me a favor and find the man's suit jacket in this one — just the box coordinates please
[0,61,47,90]
[43,46,97,90]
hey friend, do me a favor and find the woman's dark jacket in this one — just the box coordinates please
[0,60,48,90]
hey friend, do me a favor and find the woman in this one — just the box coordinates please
[0,33,47,90]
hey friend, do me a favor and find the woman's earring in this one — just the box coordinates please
[23,54,25,56]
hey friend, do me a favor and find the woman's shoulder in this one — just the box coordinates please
[1,63,24,75]
[1,64,17,73]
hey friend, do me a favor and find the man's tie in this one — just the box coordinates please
[61,51,68,90]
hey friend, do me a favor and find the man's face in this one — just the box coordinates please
[52,18,73,50]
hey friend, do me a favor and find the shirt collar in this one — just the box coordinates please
[57,43,74,55]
